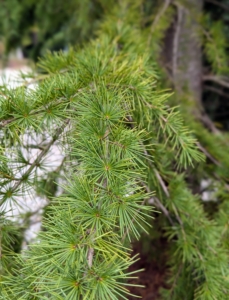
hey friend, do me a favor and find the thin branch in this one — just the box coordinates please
[21,73,50,87]
[154,169,170,197]
[0,85,88,130]
[173,4,183,77]
[147,0,173,47]
[21,69,68,88]
[11,119,70,193]
[141,181,174,226]
[0,97,67,129]
[196,143,229,191]
[197,142,220,166]
[203,75,229,89]
[125,110,183,229]
[204,85,229,98]
[199,113,221,134]
[87,247,94,268]
[142,145,171,198]
[142,147,184,226]
[205,0,229,13]
[122,179,175,243]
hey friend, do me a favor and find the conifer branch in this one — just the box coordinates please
[122,196,148,242]
[11,119,70,193]
[141,139,183,226]
[142,146,184,226]
[0,104,63,129]
[122,181,174,242]
[2,3,229,297]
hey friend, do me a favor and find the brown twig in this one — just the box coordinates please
[141,181,174,226]
[197,142,220,166]
[199,113,221,134]
[121,176,176,243]
[142,147,184,226]
[203,75,229,89]
[204,85,229,98]
[154,169,170,198]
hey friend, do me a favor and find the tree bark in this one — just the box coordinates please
[163,0,203,104]
[163,0,220,133]
[173,0,203,103]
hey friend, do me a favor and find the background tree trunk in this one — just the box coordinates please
[163,0,220,133]
[173,0,203,104]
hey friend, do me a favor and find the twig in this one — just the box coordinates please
[141,138,183,226]
[204,85,229,98]
[142,148,184,226]
[125,107,183,230]
[142,146,170,198]
[203,75,229,89]
[172,4,183,77]
[142,181,174,226]
[11,119,70,193]
[154,169,170,197]
[197,142,220,166]
[87,247,94,268]
[0,86,84,130]
[21,73,50,87]
[199,113,221,134]
[196,144,229,191]
[205,0,229,13]
[147,0,173,47]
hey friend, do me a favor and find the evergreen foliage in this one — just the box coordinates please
[1,0,229,299]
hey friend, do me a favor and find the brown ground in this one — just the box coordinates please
[127,237,169,300]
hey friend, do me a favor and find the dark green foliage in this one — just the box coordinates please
[0,0,105,60]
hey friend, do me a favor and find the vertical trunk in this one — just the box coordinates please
[163,0,203,105]
[163,0,218,132]
[173,0,203,104]
[163,0,205,193]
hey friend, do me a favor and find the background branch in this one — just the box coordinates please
[11,119,70,193]
[203,75,229,89]
[205,0,229,13]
